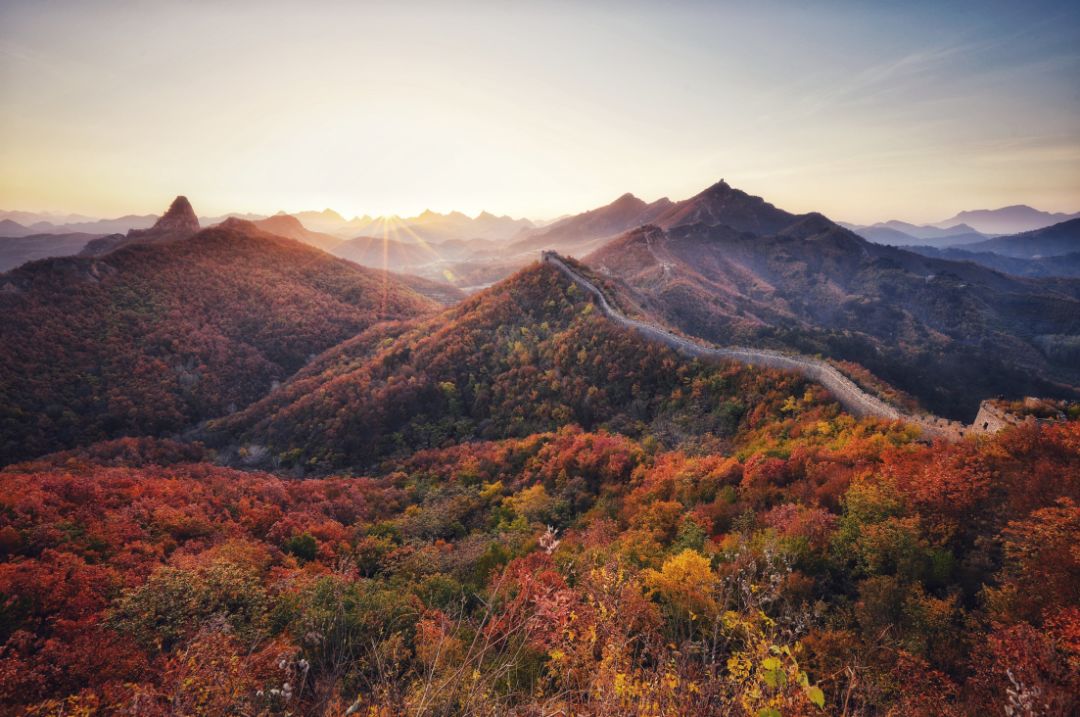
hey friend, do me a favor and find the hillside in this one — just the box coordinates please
[508,180,809,256]
[331,234,442,271]
[907,245,1080,278]
[847,224,986,248]
[4,388,1077,715]
[0,219,441,464]
[957,218,1080,258]
[585,217,1080,419]
[209,262,821,471]
[0,219,33,237]
[390,271,468,305]
[0,232,104,272]
[251,214,343,252]
[508,193,674,253]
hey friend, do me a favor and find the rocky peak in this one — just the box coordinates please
[127,196,200,240]
[702,179,732,195]
[653,179,797,235]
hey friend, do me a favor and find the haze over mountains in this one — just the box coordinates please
[842,205,1080,247]
[268,207,535,242]
[956,218,1080,258]
[6,189,1079,282]
[839,222,987,249]
[935,205,1080,235]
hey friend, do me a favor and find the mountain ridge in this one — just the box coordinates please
[955,218,1080,258]
[0,218,441,464]
[583,210,1080,419]
[934,204,1080,234]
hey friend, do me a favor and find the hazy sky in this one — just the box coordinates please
[1,0,1078,223]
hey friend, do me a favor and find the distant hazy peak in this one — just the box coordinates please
[606,193,648,210]
[934,205,1080,234]
[217,217,259,231]
[254,213,304,229]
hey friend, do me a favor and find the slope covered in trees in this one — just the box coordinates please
[210,262,826,471]
[957,217,1080,258]
[0,220,440,464]
[1,410,1076,715]
[1,186,1077,716]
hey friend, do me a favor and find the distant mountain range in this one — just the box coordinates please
[508,193,674,254]
[955,218,1080,258]
[906,246,1080,279]
[934,205,1080,235]
[332,235,441,271]
[844,205,1080,246]
[508,180,801,256]
[840,221,988,248]
[577,183,1080,419]
[251,214,343,253]
[0,205,536,245]
[4,194,1079,292]
[0,213,158,236]
[0,209,259,238]
[0,232,105,273]
[281,208,535,242]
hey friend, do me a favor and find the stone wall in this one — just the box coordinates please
[542,252,1005,442]
[972,401,1032,435]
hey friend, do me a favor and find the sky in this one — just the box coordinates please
[0,0,1078,224]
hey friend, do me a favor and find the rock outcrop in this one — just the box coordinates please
[81,196,199,256]
[126,196,200,240]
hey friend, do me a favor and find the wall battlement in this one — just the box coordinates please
[541,252,1051,442]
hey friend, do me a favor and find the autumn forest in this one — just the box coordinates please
[3,2,1080,713]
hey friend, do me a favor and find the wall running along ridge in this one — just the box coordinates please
[541,251,1004,441]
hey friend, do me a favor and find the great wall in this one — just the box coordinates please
[541,251,1037,441]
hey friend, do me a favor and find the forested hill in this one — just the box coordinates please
[0,220,441,464]
[209,262,838,472]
